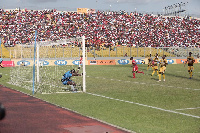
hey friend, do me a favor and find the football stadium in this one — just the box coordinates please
[0,1,200,133]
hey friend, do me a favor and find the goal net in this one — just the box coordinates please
[9,35,86,94]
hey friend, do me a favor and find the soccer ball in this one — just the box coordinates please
[0,75,2,78]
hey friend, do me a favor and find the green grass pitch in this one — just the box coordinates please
[0,63,200,133]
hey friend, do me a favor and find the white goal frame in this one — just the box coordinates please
[33,35,86,94]
[82,36,86,92]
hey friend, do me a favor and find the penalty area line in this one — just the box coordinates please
[86,92,200,119]
[175,107,200,111]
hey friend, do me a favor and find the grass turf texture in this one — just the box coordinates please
[0,64,200,133]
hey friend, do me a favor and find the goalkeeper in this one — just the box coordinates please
[0,57,4,68]
[61,67,82,89]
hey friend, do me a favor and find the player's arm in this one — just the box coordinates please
[77,67,80,73]
[61,74,66,82]
[159,60,161,67]
[192,57,195,63]
[165,59,168,65]
[184,59,188,67]
[72,73,82,76]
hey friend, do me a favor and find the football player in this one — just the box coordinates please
[184,52,195,79]
[147,54,153,70]
[0,56,4,68]
[130,57,144,78]
[61,69,82,91]
[151,53,159,76]
[158,55,168,81]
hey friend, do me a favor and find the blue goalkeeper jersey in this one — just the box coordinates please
[62,71,72,81]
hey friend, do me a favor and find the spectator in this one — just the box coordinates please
[0,9,199,48]
[124,53,128,57]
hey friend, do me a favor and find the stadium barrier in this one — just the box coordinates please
[11,58,199,67]
[2,61,15,67]
[12,59,89,67]
[6,46,200,59]
[88,60,116,65]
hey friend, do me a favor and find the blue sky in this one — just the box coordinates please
[1,0,200,17]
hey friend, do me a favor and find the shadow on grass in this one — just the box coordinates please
[165,72,200,81]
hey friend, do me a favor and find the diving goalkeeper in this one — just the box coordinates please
[61,68,82,90]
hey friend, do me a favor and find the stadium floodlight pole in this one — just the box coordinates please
[32,30,37,95]
[82,36,86,92]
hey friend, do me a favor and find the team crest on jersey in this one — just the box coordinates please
[118,59,129,65]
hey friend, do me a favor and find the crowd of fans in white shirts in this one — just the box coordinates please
[0,8,199,48]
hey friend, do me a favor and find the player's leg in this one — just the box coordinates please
[189,67,193,79]
[67,81,76,86]
[132,67,136,78]
[163,67,166,81]
[0,62,3,68]
[77,66,80,73]
[190,66,194,78]
[158,68,162,82]
[155,66,159,75]
[132,72,136,78]
[147,64,150,70]
[151,67,155,76]
[163,73,165,81]
[137,71,144,74]
[188,66,192,79]
[135,65,144,74]
[67,81,77,91]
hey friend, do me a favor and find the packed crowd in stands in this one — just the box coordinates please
[0,8,199,47]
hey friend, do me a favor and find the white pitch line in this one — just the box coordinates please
[87,76,199,91]
[168,86,173,88]
[175,107,200,111]
[87,92,200,119]
[185,88,191,90]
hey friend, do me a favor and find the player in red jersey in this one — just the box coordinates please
[130,57,144,78]
[79,55,83,67]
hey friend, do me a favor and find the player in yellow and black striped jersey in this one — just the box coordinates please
[184,52,195,79]
[151,53,159,76]
[158,55,168,81]
[147,54,153,70]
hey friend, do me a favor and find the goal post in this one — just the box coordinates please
[9,34,86,94]
[32,30,37,95]
[82,36,86,92]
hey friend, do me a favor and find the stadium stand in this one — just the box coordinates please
[0,8,199,58]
